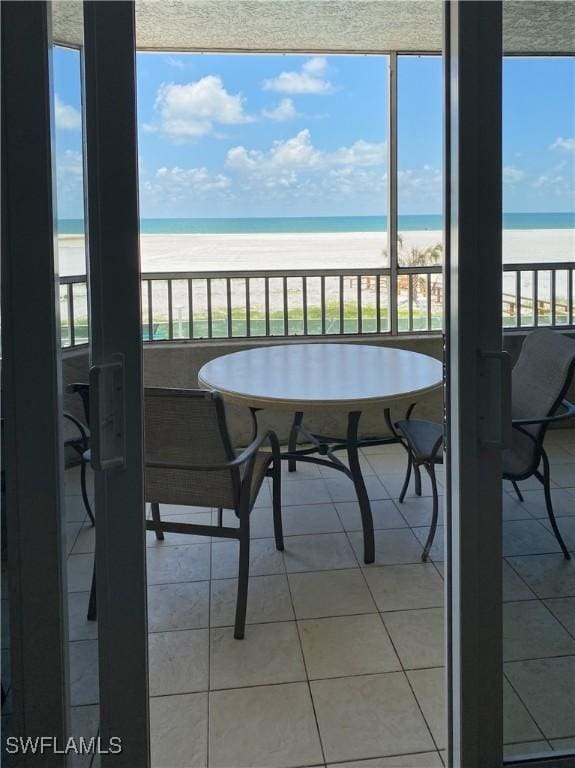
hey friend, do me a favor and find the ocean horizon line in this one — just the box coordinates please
[58,211,575,236]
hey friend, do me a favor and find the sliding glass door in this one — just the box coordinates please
[2,3,149,765]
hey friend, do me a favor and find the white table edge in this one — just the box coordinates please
[197,372,443,412]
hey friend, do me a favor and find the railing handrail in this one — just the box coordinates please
[60,261,573,285]
[59,260,575,349]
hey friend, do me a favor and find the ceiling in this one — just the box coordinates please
[52,0,575,54]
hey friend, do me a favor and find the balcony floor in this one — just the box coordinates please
[54,430,575,766]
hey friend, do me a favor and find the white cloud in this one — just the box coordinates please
[262,98,298,122]
[54,95,81,130]
[145,166,231,197]
[58,149,83,177]
[223,129,388,201]
[153,76,254,140]
[55,150,84,218]
[226,130,385,178]
[262,57,336,95]
[331,139,386,167]
[155,166,231,191]
[166,56,185,69]
[531,173,569,195]
[550,137,575,153]
[397,166,442,210]
[503,165,526,184]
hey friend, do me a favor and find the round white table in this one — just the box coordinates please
[198,343,443,563]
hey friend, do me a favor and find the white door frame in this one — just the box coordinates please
[82,2,150,765]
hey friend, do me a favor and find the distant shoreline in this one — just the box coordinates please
[57,212,575,236]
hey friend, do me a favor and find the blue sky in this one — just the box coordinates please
[53,48,574,219]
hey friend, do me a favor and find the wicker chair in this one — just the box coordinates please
[393,329,575,561]
[88,387,284,640]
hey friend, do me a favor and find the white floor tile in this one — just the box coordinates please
[335,500,407,531]
[311,673,434,763]
[281,478,332,507]
[406,667,445,748]
[146,544,211,585]
[299,614,401,679]
[209,682,323,768]
[281,503,343,536]
[210,621,305,689]
[150,692,207,768]
[283,532,358,573]
[503,600,575,661]
[211,537,285,580]
[503,678,545,744]
[394,496,444,528]
[210,574,294,627]
[328,754,443,768]
[68,592,97,642]
[544,596,575,637]
[383,608,444,670]
[148,581,210,632]
[69,640,99,707]
[325,474,390,503]
[148,629,209,696]
[503,519,563,557]
[364,563,444,612]
[505,656,575,739]
[506,554,575,599]
[288,569,377,619]
[349,529,424,567]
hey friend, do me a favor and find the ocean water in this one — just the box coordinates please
[59,212,575,236]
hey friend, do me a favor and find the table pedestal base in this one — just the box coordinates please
[277,408,406,565]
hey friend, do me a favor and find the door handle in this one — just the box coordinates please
[89,355,125,471]
[479,349,512,449]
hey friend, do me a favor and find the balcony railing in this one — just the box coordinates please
[60,261,574,349]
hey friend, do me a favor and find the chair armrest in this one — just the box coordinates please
[145,430,280,473]
[63,412,89,451]
[512,399,575,427]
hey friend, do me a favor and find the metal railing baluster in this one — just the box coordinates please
[167,279,173,340]
[58,262,574,349]
[302,276,308,336]
[226,278,232,338]
[188,278,194,339]
[245,278,251,337]
[207,278,213,338]
[68,283,75,347]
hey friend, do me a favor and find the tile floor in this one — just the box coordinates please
[9,429,575,768]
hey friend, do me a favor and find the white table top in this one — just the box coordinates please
[198,343,443,411]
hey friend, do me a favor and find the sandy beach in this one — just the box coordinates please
[57,228,574,277]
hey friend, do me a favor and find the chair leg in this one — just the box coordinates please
[540,450,570,560]
[398,453,413,503]
[80,459,95,527]
[422,463,439,562]
[87,563,97,621]
[288,411,303,472]
[234,515,250,639]
[271,458,284,551]
[150,502,164,540]
[414,464,422,496]
[511,480,524,503]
